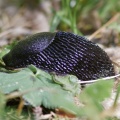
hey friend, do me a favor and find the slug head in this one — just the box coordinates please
[2,32,56,68]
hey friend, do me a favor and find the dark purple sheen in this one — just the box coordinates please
[2,31,115,81]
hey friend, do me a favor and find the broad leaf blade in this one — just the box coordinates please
[0,66,82,116]
[79,80,114,120]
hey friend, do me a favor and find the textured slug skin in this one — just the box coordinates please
[2,31,115,81]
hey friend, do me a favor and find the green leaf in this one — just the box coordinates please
[53,74,81,95]
[5,106,29,120]
[80,80,114,103]
[0,48,10,60]
[0,41,18,60]
[79,80,114,120]
[0,92,6,120]
[0,65,81,116]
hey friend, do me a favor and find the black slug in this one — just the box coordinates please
[2,31,115,81]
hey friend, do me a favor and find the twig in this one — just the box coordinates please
[78,74,120,84]
[112,88,120,108]
[88,13,120,40]
[5,87,42,100]
[0,26,31,38]
[0,29,14,38]
[112,61,120,67]
[17,98,25,116]
[39,114,52,120]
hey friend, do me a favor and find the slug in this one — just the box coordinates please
[2,31,115,81]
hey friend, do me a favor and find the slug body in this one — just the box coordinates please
[3,31,115,81]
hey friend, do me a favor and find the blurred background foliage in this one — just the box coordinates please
[0,0,120,120]
[0,0,120,35]
[0,0,120,48]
